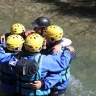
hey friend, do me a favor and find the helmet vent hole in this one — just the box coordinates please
[34,37,36,39]
[51,38,54,41]
[16,36,18,38]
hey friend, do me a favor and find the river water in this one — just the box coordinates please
[0,1,96,96]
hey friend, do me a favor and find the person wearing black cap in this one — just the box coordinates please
[32,17,50,28]
[25,16,50,37]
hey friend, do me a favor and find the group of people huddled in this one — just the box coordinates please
[0,17,76,96]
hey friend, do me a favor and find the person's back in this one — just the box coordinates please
[0,34,24,95]
[43,25,76,96]
[9,33,51,96]
[0,46,17,95]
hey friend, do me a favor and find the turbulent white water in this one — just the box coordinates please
[68,75,96,96]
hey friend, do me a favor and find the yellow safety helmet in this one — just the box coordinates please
[44,25,64,42]
[11,23,26,34]
[24,33,44,52]
[6,35,24,51]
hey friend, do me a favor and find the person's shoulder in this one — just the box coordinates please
[25,30,35,36]
[41,53,59,63]
[62,38,72,42]
[61,37,72,46]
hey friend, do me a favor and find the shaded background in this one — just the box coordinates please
[0,0,96,96]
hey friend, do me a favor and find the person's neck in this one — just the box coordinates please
[24,51,39,56]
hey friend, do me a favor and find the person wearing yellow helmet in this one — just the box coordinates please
[0,34,24,95]
[11,23,26,35]
[8,33,75,96]
[24,33,44,53]
[44,25,64,42]
[40,25,72,54]
[6,34,24,52]
[31,25,76,96]
[0,23,26,43]
[44,25,76,96]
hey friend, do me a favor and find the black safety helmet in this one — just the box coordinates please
[32,17,50,28]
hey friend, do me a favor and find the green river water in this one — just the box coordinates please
[0,1,96,96]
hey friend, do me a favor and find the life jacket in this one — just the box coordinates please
[0,63,17,85]
[60,49,75,82]
[59,60,71,83]
[15,53,50,96]
[0,48,17,85]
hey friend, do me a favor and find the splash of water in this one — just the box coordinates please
[68,75,96,96]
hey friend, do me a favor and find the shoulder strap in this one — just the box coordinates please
[34,55,42,80]
[34,54,41,96]
[37,55,41,63]
[15,51,23,59]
